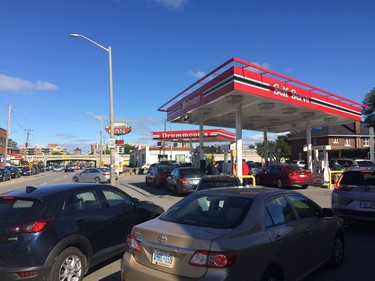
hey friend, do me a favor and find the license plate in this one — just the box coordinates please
[360,201,375,209]
[152,249,174,268]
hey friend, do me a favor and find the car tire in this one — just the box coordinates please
[276,179,284,189]
[328,233,344,267]
[95,177,101,184]
[73,177,79,183]
[301,184,308,189]
[48,247,86,281]
[261,267,282,281]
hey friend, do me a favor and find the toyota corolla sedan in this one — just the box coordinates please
[0,183,164,281]
[121,187,344,281]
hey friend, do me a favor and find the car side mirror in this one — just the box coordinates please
[131,198,140,207]
[322,208,334,217]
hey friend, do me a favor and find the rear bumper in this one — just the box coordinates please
[332,208,375,221]
[0,266,49,281]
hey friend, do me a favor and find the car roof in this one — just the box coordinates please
[195,186,301,199]
[1,183,112,200]
[200,175,239,181]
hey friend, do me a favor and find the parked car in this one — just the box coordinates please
[195,174,241,191]
[72,168,113,183]
[65,165,75,172]
[4,166,21,179]
[332,167,375,223]
[334,158,375,168]
[0,183,164,281]
[166,167,205,195]
[256,164,313,189]
[289,160,306,169]
[145,165,174,187]
[20,166,35,176]
[121,187,344,281]
[0,168,11,181]
[53,164,64,172]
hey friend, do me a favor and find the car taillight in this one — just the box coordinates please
[7,219,52,234]
[127,234,141,252]
[102,172,110,176]
[334,182,353,191]
[189,250,237,268]
[178,178,187,183]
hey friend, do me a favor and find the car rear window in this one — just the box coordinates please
[0,197,45,221]
[160,194,252,229]
[180,169,204,176]
[340,170,375,185]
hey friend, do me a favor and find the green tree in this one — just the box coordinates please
[361,86,375,127]
[255,135,291,160]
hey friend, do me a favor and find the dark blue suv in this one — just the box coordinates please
[0,183,164,280]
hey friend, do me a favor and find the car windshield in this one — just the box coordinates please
[160,193,252,229]
[0,197,46,222]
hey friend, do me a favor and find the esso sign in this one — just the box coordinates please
[105,122,132,135]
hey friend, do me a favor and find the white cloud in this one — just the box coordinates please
[0,74,58,92]
[156,0,188,9]
[189,70,206,79]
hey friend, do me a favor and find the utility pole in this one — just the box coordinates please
[3,104,11,166]
[24,129,33,159]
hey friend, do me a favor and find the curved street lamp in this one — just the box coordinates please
[70,33,116,185]
[86,112,104,167]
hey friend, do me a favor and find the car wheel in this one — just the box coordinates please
[48,247,86,281]
[301,184,308,189]
[261,267,282,281]
[328,233,344,267]
[73,177,79,183]
[276,179,284,189]
[95,177,101,184]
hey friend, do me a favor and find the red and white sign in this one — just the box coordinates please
[152,129,235,142]
[105,122,131,135]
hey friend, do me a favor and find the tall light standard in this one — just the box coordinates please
[86,112,104,167]
[70,33,116,185]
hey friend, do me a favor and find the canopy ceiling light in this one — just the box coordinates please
[300,112,315,118]
[180,114,191,122]
[199,108,212,115]
[281,107,297,114]
[324,116,338,123]
[258,102,275,110]
[225,95,243,104]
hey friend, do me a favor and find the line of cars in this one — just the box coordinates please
[0,164,48,181]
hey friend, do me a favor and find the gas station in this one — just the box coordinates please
[158,57,366,185]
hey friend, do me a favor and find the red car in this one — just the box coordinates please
[255,164,313,189]
[145,165,174,187]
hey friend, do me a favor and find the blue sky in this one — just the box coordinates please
[1,0,374,153]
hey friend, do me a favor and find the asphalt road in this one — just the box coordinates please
[1,171,374,281]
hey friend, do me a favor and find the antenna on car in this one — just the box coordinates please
[26,186,37,193]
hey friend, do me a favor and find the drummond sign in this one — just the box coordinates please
[152,129,235,142]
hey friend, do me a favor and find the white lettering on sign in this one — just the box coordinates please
[273,84,309,103]
[161,131,209,139]
[182,95,201,110]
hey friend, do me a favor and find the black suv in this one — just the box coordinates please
[0,183,164,280]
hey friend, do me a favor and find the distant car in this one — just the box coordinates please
[53,165,64,172]
[256,164,313,189]
[195,174,241,191]
[72,168,112,183]
[332,167,375,222]
[4,166,21,178]
[0,183,164,281]
[0,168,11,181]
[145,165,174,187]
[166,167,205,195]
[20,166,35,176]
[65,165,75,172]
[289,160,306,169]
[334,158,375,168]
[122,187,344,281]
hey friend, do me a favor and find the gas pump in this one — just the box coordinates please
[311,145,331,187]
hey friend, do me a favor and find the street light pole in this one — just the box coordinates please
[70,33,116,185]
[86,112,104,167]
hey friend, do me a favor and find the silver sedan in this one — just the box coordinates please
[121,187,344,281]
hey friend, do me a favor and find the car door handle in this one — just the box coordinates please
[74,220,85,225]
